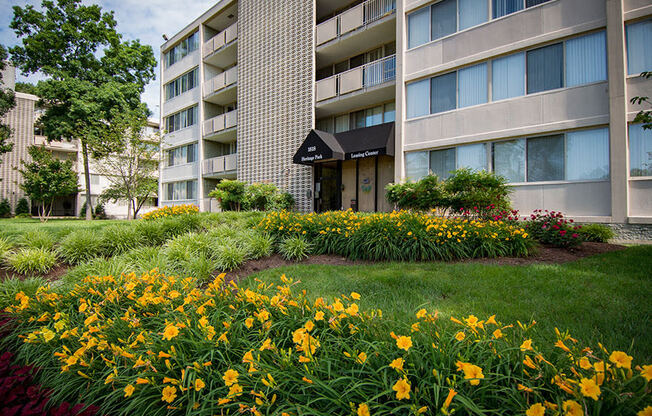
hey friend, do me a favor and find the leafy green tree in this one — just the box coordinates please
[14,81,38,95]
[10,0,156,220]
[19,146,79,222]
[631,71,651,130]
[209,180,247,211]
[15,197,30,215]
[0,44,16,164]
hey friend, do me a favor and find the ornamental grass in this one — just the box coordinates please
[2,270,650,415]
[258,210,533,261]
[141,204,200,221]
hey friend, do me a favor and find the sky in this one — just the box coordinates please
[0,0,217,120]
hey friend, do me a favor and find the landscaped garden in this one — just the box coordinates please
[0,199,650,415]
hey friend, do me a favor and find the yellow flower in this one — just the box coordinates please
[461,363,484,386]
[194,378,205,391]
[525,403,545,416]
[637,406,652,416]
[609,350,633,369]
[161,386,177,403]
[579,377,601,400]
[441,388,457,415]
[223,369,239,386]
[392,378,411,400]
[396,336,412,351]
[124,384,135,398]
[641,364,652,382]
[305,320,315,331]
[136,378,150,384]
[416,309,427,319]
[350,292,361,300]
[346,303,359,316]
[486,315,497,325]
[162,324,179,340]
[357,352,367,364]
[228,383,243,396]
[389,357,404,371]
[302,376,313,384]
[520,339,533,352]
[314,311,325,321]
[579,357,592,370]
[357,403,370,416]
[555,340,571,353]
[42,328,55,342]
[299,355,311,363]
[455,331,465,341]
[562,400,583,416]
[492,329,503,339]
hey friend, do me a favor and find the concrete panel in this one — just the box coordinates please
[629,180,652,217]
[512,181,611,217]
[225,110,237,129]
[225,66,238,85]
[203,119,214,136]
[213,31,226,50]
[542,82,609,124]
[212,114,225,132]
[203,38,214,58]
[342,160,356,210]
[224,153,237,171]
[340,4,364,34]
[225,22,238,44]
[624,0,652,13]
[377,155,395,212]
[316,18,338,45]
[161,162,199,182]
[162,126,199,149]
[316,77,337,102]
[627,76,652,115]
[163,52,200,84]
[163,87,201,117]
[357,157,376,212]
[340,67,363,95]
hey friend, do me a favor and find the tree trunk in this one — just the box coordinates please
[127,199,133,220]
[81,140,93,221]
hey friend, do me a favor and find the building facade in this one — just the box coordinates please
[160,0,652,223]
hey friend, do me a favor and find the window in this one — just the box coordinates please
[405,151,429,181]
[430,148,456,179]
[566,31,607,87]
[166,180,197,201]
[407,79,430,118]
[459,0,488,30]
[527,135,565,182]
[492,53,525,100]
[565,128,609,180]
[365,106,383,127]
[165,106,198,133]
[335,115,349,133]
[431,0,457,41]
[493,0,523,19]
[626,19,652,75]
[430,72,457,113]
[457,143,487,170]
[350,110,366,130]
[165,68,199,100]
[90,174,100,185]
[493,139,526,182]
[165,31,199,68]
[168,143,197,166]
[458,63,487,108]
[527,43,563,94]
[384,102,396,123]
[629,124,652,177]
[408,6,430,49]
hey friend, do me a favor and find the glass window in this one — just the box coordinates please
[565,128,609,180]
[629,124,652,177]
[458,63,488,108]
[405,152,429,181]
[335,115,349,133]
[187,181,196,200]
[408,7,430,49]
[492,0,523,19]
[527,135,565,182]
[384,102,396,123]
[493,139,525,183]
[626,19,652,75]
[316,118,334,133]
[365,106,383,127]
[430,72,457,113]
[459,0,488,30]
[430,148,456,179]
[407,79,430,118]
[431,0,457,41]
[526,0,550,6]
[566,31,607,87]
[187,143,197,163]
[457,143,487,170]
[492,52,525,100]
[350,110,366,130]
[527,43,563,94]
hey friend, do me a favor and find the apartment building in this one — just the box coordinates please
[160,0,652,224]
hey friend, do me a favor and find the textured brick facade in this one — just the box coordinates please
[237,0,314,211]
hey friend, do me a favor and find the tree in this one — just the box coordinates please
[0,44,16,165]
[19,146,79,222]
[630,71,651,130]
[97,111,159,219]
[14,82,38,95]
[10,0,156,220]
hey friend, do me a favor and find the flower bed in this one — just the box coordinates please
[2,271,649,415]
[141,204,199,220]
[258,210,533,261]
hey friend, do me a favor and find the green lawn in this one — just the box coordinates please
[242,245,652,361]
[0,218,126,240]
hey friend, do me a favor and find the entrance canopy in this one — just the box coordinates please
[293,122,395,165]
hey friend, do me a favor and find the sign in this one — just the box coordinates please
[346,149,383,160]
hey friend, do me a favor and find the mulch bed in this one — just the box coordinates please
[0,265,70,283]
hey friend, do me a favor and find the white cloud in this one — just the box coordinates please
[1,0,218,120]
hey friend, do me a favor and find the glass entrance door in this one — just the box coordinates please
[314,162,341,212]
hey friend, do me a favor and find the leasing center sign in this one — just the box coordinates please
[346,148,385,160]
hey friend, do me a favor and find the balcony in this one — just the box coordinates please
[203,66,237,105]
[203,22,237,68]
[316,0,396,67]
[34,135,79,152]
[202,153,237,178]
[203,109,237,142]
[315,55,396,117]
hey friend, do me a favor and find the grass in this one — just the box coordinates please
[243,245,652,361]
[0,218,125,241]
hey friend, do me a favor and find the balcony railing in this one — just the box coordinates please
[34,135,79,152]
[203,66,238,97]
[315,54,396,102]
[203,22,238,58]
[316,0,396,46]
[203,153,237,176]
[203,109,238,137]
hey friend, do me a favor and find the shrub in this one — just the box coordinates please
[523,210,583,248]
[19,229,55,251]
[4,247,57,275]
[79,203,93,219]
[213,242,247,271]
[164,232,213,264]
[209,179,246,211]
[141,204,199,220]
[0,199,11,218]
[271,191,295,211]
[443,168,512,218]
[100,225,143,257]
[243,233,274,260]
[57,230,104,265]
[2,271,649,416]
[94,202,107,219]
[243,183,279,211]
[279,235,312,261]
[386,175,447,211]
[14,213,32,219]
[0,236,13,260]
[578,223,615,243]
[15,197,30,216]
[134,220,167,246]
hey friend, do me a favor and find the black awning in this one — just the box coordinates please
[293,122,394,165]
